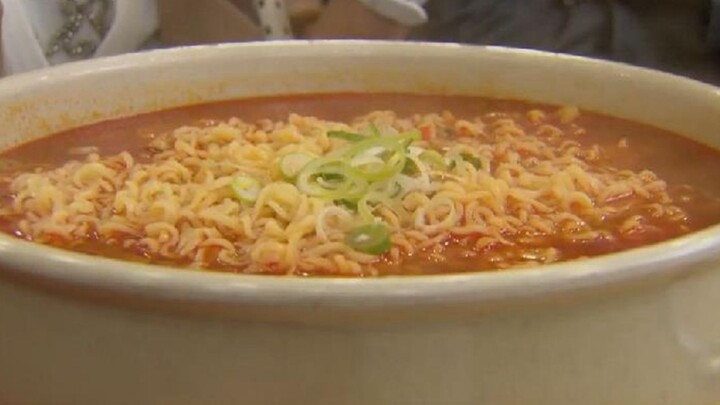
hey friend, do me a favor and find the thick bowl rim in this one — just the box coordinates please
[1,40,719,309]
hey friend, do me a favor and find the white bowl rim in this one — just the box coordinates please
[0,40,719,310]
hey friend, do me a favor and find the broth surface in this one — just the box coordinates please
[1,93,719,276]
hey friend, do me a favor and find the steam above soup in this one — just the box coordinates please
[1,94,719,276]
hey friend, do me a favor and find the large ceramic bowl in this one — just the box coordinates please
[1,41,720,405]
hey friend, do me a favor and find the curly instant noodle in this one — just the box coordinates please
[0,106,690,276]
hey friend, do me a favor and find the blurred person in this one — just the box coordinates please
[2,0,720,85]
[0,0,425,74]
[412,0,720,85]
[308,0,720,84]
[1,0,158,74]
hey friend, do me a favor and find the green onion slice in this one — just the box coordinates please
[339,131,419,159]
[341,132,419,182]
[279,152,316,179]
[357,191,394,223]
[328,130,366,142]
[419,150,448,171]
[460,153,485,170]
[370,179,403,198]
[336,199,358,211]
[297,131,420,201]
[231,175,261,203]
[402,156,420,175]
[296,157,368,201]
[388,181,403,198]
[345,223,392,255]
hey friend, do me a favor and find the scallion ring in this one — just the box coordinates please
[231,175,261,203]
[279,152,316,180]
[345,223,392,255]
[296,157,369,201]
[328,130,366,142]
[419,150,448,171]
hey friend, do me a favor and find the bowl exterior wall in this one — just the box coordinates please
[0,42,719,404]
[3,268,720,405]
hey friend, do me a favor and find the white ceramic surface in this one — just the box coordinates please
[0,41,720,405]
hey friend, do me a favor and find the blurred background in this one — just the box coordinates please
[3,0,720,85]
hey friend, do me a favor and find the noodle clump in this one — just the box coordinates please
[0,107,687,276]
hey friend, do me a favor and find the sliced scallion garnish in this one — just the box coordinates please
[357,192,389,223]
[231,175,261,203]
[279,152,316,180]
[420,150,448,171]
[296,157,369,201]
[341,132,418,182]
[402,157,420,175]
[336,199,358,211]
[460,153,485,170]
[328,130,366,142]
[345,223,392,255]
[297,130,419,203]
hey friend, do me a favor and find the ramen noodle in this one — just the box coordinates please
[0,94,718,276]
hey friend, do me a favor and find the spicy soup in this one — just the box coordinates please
[0,94,719,276]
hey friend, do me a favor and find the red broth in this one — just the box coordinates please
[0,93,719,276]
